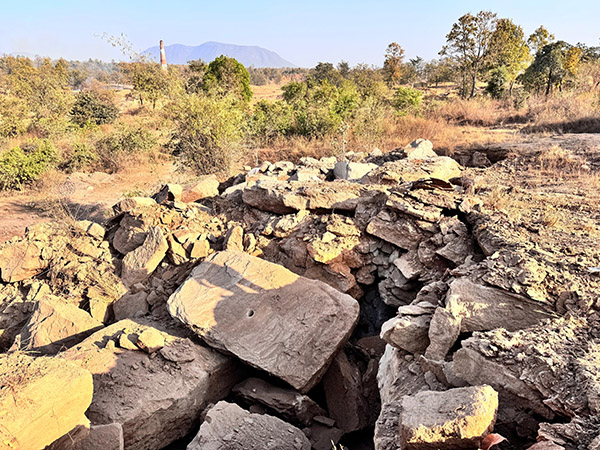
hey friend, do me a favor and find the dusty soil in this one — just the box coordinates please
[0,160,193,243]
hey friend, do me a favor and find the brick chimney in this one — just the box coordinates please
[160,40,167,71]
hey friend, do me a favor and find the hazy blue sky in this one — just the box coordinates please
[0,0,599,67]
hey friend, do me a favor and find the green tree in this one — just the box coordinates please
[424,58,456,87]
[203,56,252,103]
[488,18,531,95]
[185,59,207,93]
[337,61,350,78]
[486,66,509,99]
[522,41,569,96]
[128,62,170,109]
[441,11,498,98]
[383,42,405,87]
[311,62,343,85]
[527,26,555,56]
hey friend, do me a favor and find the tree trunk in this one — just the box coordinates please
[509,80,515,97]
[469,74,476,99]
[545,69,553,97]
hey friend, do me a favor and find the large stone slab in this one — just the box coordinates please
[187,401,311,450]
[446,278,556,333]
[0,353,93,450]
[167,251,360,393]
[12,296,102,353]
[399,385,498,450]
[60,319,241,450]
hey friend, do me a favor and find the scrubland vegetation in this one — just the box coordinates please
[0,10,599,191]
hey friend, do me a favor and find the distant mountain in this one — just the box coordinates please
[143,41,296,68]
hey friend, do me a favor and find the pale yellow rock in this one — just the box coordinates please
[0,353,93,450]
[399,385,498,449]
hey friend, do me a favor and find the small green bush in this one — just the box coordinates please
[248,100,293,143]
[168,94,245,175]
[63,142,97,172]
[393,86,423,116]
[95,126,156,172]
[0,139,59,190]
[71,91,119,126]
[486,67,509,99]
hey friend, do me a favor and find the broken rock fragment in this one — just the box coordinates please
[232,377,326,426]
[187,401,311,450]
[121,226,168,286]
[167,251,359,392]
[399,385,498,450]
[12,296,103,353]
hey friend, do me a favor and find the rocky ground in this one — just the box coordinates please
[0,136,599,450]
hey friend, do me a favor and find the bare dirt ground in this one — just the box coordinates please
[0,159,190,243]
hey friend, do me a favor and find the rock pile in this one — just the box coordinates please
[0,139,598,449]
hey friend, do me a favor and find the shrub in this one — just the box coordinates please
[393,86,422,116]
[0,139,59,190]
[248,100,293,144]
[95,126,157,172]
[168,94,245,175]
[63,142,97,172]
[0,95,28,137]
[486,67,508,99]
[71,91,119,126]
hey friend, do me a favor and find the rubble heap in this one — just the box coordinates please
[1,139,598,450]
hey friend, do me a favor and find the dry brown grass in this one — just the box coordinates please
[522,92,600,133]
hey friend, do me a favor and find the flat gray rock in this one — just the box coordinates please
[187,401,311,450]
[167,251,359,393]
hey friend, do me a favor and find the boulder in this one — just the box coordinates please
[403,139,437,160]
[334,161,378,180]
[153,183,183,203]
[233,377,326,426]
[446,278,556,333]
[0,240,48,282]
[303,423,345,450]
[112,216,147,255]
[121,227,168,286]
[364,157,461,184]
[112,197,157,215]
[182,174,220,202]
[0,353,93,450]
[367,210,426,250]
[322,349,370,432]
[381,313,431,354]
[61,319,241,450]
[167,251,359,393]
[112,291,149,320]
[12,296,103,353]
[224,225,244,252]
[399,385,498,450]
[375,345,428,450]
[186,401,311,450]
[424,307,462,361]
